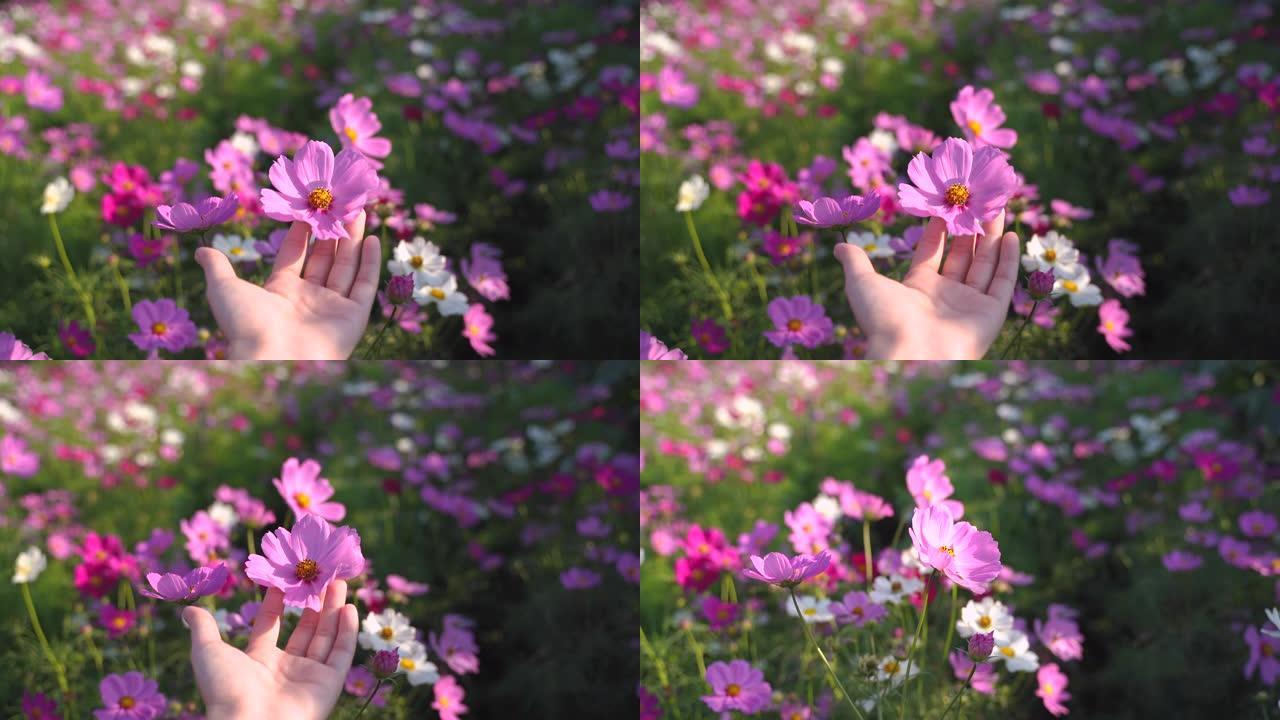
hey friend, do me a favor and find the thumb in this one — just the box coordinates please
[183,605,224,653]
[195,247,239,289]
[834,241,877,279]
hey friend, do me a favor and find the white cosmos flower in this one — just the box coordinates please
[869,574,923,605]
[675,175,709,212]
[207,501,238,530]
[396,640,441,685]
[1264,608,1280,638]
[812,494,842,523]
[413,273,469,316]
[1021,231,1079,275]
[846,232,895,259]
[13,546,47,584]
[388,237,446,281]
[230,131,259,158]
[40,177,74,214]
[359,609,416,651]
[873,654,920,685]
[991,629,1040,672]
[784,595,835,624]
[956,597,1014,642]
[212,234,261,264]
[1053,265,1103,307]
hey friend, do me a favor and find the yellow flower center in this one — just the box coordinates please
[890,581,902,592]
[922,489,933,500]
[113,616,127,629]
[1061,280,1079,293]
[380,626,395,639]
[865,243,877,252]
[944,183,970,206]
[410,255,425,268]
[787,319,803,332]
[882,659,900,674]
[803,607,817,616]
[345,127,358,142]
[120,697,135,709]
[439,698,451,708]
[940,545,955,556]
[401,657,416,670]
[725,683,741,697]
[852,606,865,617]
[151,322,167,336]
[430,288,447,300]
[978,616,992,629]
[780,243,792,254]
[295,492,311,508]
[295,558,319,581]
[1043,248,1057,263]
[1042,683,1055,695]
[967,119,983,135]
[1001,646,1016,657]
[230,246,243,256]
[1105,321,1115,331]
[308,187,334,210]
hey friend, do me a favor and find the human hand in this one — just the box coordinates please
[194,211,382,360]
[183,580,358,720]
[834,211,1020,359]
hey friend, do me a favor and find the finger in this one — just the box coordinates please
[963,211,1007,293]
[907,217,948,277]
[284,585,328,657]
[195,246,239,287]
[325,604,360,672]
[326,211,367,296]
[986,231,1022,306]
[270,221,311,280]
[834,242,879,320]
[245,587,286,656]
[940,233,976,282]
[348,235,384,308]
[302,238,338,286]
[183,606,224,652]
[305,580,348,662]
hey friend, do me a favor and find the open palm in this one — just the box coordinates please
[183,580,359,720]
[194,211,382,360]
[835,212,1020,359]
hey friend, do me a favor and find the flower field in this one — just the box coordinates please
[0,0,638,359]
[640,0,1280,359]
[640,360,1280,718]
[0,360,638,718]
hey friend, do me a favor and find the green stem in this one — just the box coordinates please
[83,627,104,674]
[684,211,734,322]
[21,583,70,699]
[684,625,706,679]
[790,589,867,720]
[247,528,262,602]
[862,520,874,590]
[941,584,958,663]
[48,214,98,340]
[937,664,977,720]
[354,678,383,718]
[898,575,933,720]
[747,254,769,305]
[112,262,132,314]
[364,306,398,359]
[1000,301,1037,359]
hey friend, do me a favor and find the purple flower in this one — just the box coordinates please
[1229,185,1271,207]
[763,296,833,349]
[244,513,365,611]
[588,190,633,212]
[153,194,240,233]
[1027,270,1055,300]
[897,137,1018,236]
[560,567,602,589]
[968,632,996,660]
[260,140,379,241]
[0,332,49,360]
[741,550,831,588]
[831,591,887,626]
[95,671,166,720]
[138,563,229,603]
[386,274,415,305]
[1161,549,1202,572]
[370,649,401,679]
[793,192,881,228]
[461,243,509,302]
[640,331,687,360]
[127,299,197,356]
[23,70,63,112]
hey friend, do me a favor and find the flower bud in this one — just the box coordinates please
[370,649,401,679]
[386,274,415,306]
[967,632,995,661]
[1026,270,1055,300]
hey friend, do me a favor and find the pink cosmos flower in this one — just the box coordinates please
[260,140,379,241]
[830,591,887,627]
[462,304,497,358]
[656,65,699,108]
[138,563,229,603]
[273,458,346,522]
[1034,604,1084,661]
[329,93,392,170]
[906,455,965,519]
[701,596,740,632]
[793,192,881,229]
[60,320,95,358]
[431,614,480,675]
[691,318,730,354]
[951,85,1017,149]
[244,513,365,611]
[839,488,894,521]
[1095,239,1145,297]
[128,299,197,357]
[0,332,49,360]
[432,675,468,720]
[641,331,687,360]
[701,660,772,716]
[1247,625,1280,683]
[153,194,240,233]
[949,650,997,695]
[1097,300,1133,353]
[763,296,833,349]
[742,550,831,588]
[908,505,1002,593]
[1,434,40,477]
[94,671,166,720]
[897,137,1018,236]
[1035,664,1072,717]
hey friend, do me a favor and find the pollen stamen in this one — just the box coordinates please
[295,558,319,581]
[308,187,334,211]
[944,183,970,207]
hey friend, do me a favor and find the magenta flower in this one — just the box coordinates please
[1229,185,1271,207]
[462,303,497,358]
[127,299,197,356]
[763,295,833,349]
[244,513,365,611]
[793,192,880,229]
[60,320,95,358]
[329,93,392,169]
[1,434,40,477]
[951,86,1017,149]
[370,649,401,679]
[701,660,772,716]
[1097,300,1133,354]
[641,331,687,360]
[1162,550,1202,572]
[897,137,1018,236]
[260,140,379,240]
[691,318,729,354]
[1027,270,1055,300]
[908,504,1002,593]
[94,671,166,720]
[1035,664,1072,717]
[906,455,965,519]
[967,632,996,661]
[138,563,229,603]
[701,596,740,632]
[742,550,831,588]
[1240,510,1279,538]
[273,457,346,522]
[1034,604,1084,661]
[0,332,49,360]
[831,591,887,627]
[153,194,240,233]
[560,567,602,589]
[432,675,469,720]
